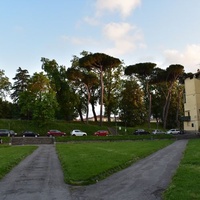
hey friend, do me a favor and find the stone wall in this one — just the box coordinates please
[11,137,55,145]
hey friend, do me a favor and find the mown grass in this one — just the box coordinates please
[0,145,38,180]
[56,140,173,185]
[163,139,200,200]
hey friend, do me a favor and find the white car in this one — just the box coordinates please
[166,129,180,135]
[70,130,87,136]
[152,129,166,134]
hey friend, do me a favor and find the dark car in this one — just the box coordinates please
[22,131,39,137]
[134,129,150,135]
[0,129,17,137]
[47,130,66,137]
[94,130,109,136]
[0,129,10,136]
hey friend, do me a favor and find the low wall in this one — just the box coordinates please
[11,137,55,145]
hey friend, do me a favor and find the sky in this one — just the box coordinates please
[1,0,200,81]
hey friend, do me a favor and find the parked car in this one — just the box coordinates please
[152,129,166,134]
[134,129,150,135]
[94,130,109,136]
[22,131,39,137]
[166,129,181,135]
[9,130,17,136]
[0,129,17,137]
[47,130,66,137]
[70,130,87,136]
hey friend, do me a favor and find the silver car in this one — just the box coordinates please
[166,129,180,134]
[152,129,166,134]
[70,130,87,136]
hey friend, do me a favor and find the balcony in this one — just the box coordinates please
[179,116,191,121]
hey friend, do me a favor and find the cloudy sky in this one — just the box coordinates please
[1,0,200,81]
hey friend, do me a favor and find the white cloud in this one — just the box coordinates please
[83,16,99,26]
[102,22,145,56]
[60,35,98,46]
[95,0,141,18]
[163,44,200,73]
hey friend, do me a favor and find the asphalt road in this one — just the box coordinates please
[0,144,71,200]
[0,140,188,200]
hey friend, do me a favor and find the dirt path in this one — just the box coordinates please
[0,140,188,200]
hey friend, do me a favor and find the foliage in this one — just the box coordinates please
[150,65,185,129]
[18,72,58,123]
[0,69,11,100]
[79,52,122,126]
[119,79,146,126]
[67,52,99,122]
[11,67,30,103]
[41,57,78,120]
[103,62,125,121]
[0,99,13,119]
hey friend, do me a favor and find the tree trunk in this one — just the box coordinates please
[100,65,104,126]
[148,93,152,129]
[84,84,90,124]
[91,102,97,122]
[163,91,172,129]
[78,109,84,122]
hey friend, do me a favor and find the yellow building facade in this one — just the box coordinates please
[184,71,200,134]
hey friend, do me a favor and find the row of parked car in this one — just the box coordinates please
[134,129,184,135]
[0,128,183,138]
[0,129,109,137]
[47,129,109,137]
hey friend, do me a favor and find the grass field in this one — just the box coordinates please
[56,140,173,185]
[1,139,200,199]
[163,139,200,200]
[0,145,38,180]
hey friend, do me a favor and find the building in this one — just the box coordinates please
[183,70,200,134]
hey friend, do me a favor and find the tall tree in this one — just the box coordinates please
[41,58,78,120]
[66,67,98,123]
[11,67,30,103]
[18,72,58,123]
[79,53,121,126]
[125,62,157,128]
[119,78,146,126]
[103,63,124,122]
[0,69,11,100]
[67,51,99,122]
[150,64,184,128]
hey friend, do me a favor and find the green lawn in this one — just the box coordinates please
[56,140,173,185]
[163,139,200,200]
[0,145,38,180]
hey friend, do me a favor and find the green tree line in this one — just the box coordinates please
[0,51,193,128]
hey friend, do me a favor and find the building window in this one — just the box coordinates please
[192,123,194,127]
[183,92,186,103]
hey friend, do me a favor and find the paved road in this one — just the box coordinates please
[0,140,188,200]
[0,145,71,200]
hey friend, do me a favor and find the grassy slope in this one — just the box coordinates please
[0,119,167,136]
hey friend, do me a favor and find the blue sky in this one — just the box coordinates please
[1,0,200,81]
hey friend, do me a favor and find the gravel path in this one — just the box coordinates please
[0,140,188,200]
